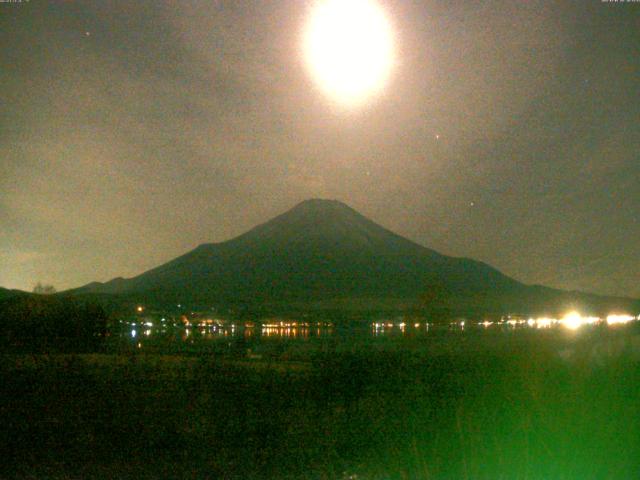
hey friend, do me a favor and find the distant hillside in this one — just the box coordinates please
[69,199,640,318]
[0,287,28,301]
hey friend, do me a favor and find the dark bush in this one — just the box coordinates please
[0,295,107,352]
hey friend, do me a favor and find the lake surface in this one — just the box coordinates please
[113,315,640,362]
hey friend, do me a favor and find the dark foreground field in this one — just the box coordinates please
[1,328,639,480]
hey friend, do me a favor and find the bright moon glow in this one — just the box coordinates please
[304,0,394,106]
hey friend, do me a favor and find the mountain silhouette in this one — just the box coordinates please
[71,199,638,317]
[0,287,28,301]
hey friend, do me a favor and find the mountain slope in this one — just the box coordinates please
[71,199,639,316]
[0,287,28,301]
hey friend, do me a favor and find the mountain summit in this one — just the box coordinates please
[224,198,443,257]
[73,199,638,316]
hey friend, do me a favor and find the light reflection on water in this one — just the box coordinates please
[118,314,639,352]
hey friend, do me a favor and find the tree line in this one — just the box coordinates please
[0,295,107,353]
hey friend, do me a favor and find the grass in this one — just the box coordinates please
[1,325,639,479]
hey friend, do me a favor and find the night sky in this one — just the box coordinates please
[1,0,638,297]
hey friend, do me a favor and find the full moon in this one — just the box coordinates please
[303,0,394,106]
